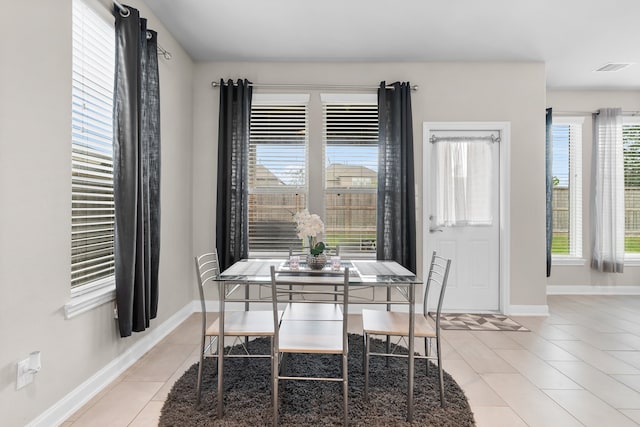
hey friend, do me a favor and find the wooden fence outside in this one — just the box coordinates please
[553,187,640,234]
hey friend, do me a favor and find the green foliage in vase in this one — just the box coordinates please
[310,241,325,256]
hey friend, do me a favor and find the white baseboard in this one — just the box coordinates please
[28,301,197,427]
[505,304,549,316]
[547,285,640,295]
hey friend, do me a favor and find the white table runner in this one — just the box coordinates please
[220,260,279,277]
[351,261,414,276]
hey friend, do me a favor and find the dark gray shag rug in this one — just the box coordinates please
[160,334,475,426]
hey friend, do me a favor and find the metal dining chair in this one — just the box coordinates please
[361,251,451,407]
[194,251,278,417]
[269,265,350,426]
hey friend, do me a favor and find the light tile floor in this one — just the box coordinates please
[62,295,640,426]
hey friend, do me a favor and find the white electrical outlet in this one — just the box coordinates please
[16,358,33,390]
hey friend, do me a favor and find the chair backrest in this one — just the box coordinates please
[269,266,350,351]
[194,252,221,333]
[422,251,452,328]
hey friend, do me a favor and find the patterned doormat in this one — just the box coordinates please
[431,313,530,331]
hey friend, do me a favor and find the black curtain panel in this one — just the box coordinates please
[113,6,161,338]
[545,108,553,277]
[216,79,252,271]
[377,82,417,273]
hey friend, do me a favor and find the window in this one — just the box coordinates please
[71,0,115,290]
[432,136,493,227]
[551,118,583,259]
[623,119,640,255]
[249,95,309,253]
[247,93,378,257]
[323,94,378,256]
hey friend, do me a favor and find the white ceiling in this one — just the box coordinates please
[142,0,640,90]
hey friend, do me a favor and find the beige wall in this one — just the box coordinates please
[192,62,548,307]
[547,90,640,287]
[0,1,194,425]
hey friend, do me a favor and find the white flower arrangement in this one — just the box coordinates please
[293,209,326,255]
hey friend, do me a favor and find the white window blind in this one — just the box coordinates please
[71,0,115,288]
[322,97,378,256]
[552,119,583,257]
[249,96,309,253]
[623,122,640,254]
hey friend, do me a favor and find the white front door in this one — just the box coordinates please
[423,124,502,312]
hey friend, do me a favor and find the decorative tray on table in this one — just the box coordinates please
[280,260,351,276]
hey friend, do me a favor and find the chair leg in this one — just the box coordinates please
[343,352,348,426]
[361,333,366,372]
[217,335,224,418]
[364,332,370,400]
[425,337,429,376]
[385,334,391,367]
[436,335,445,407]
[272,345,279,426]
[197,335,223,406]
[196,349,204,404]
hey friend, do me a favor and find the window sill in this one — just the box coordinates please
[65,278,115,319]
[624,257,640,267]
[552,257,640,267]
[552,257,586,266]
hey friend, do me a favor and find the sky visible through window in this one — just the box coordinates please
[552,124,570,187]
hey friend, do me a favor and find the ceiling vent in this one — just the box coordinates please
[594,63,632,72]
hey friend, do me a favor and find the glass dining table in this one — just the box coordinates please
[215,258,422,422]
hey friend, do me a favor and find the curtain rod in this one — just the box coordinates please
[154,42,172,60]
[211,81,419,91]
[553,110,640,116]
[112,0,172,60]
[429,134,500,143]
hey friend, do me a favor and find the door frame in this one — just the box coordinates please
[422,122,511,314]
